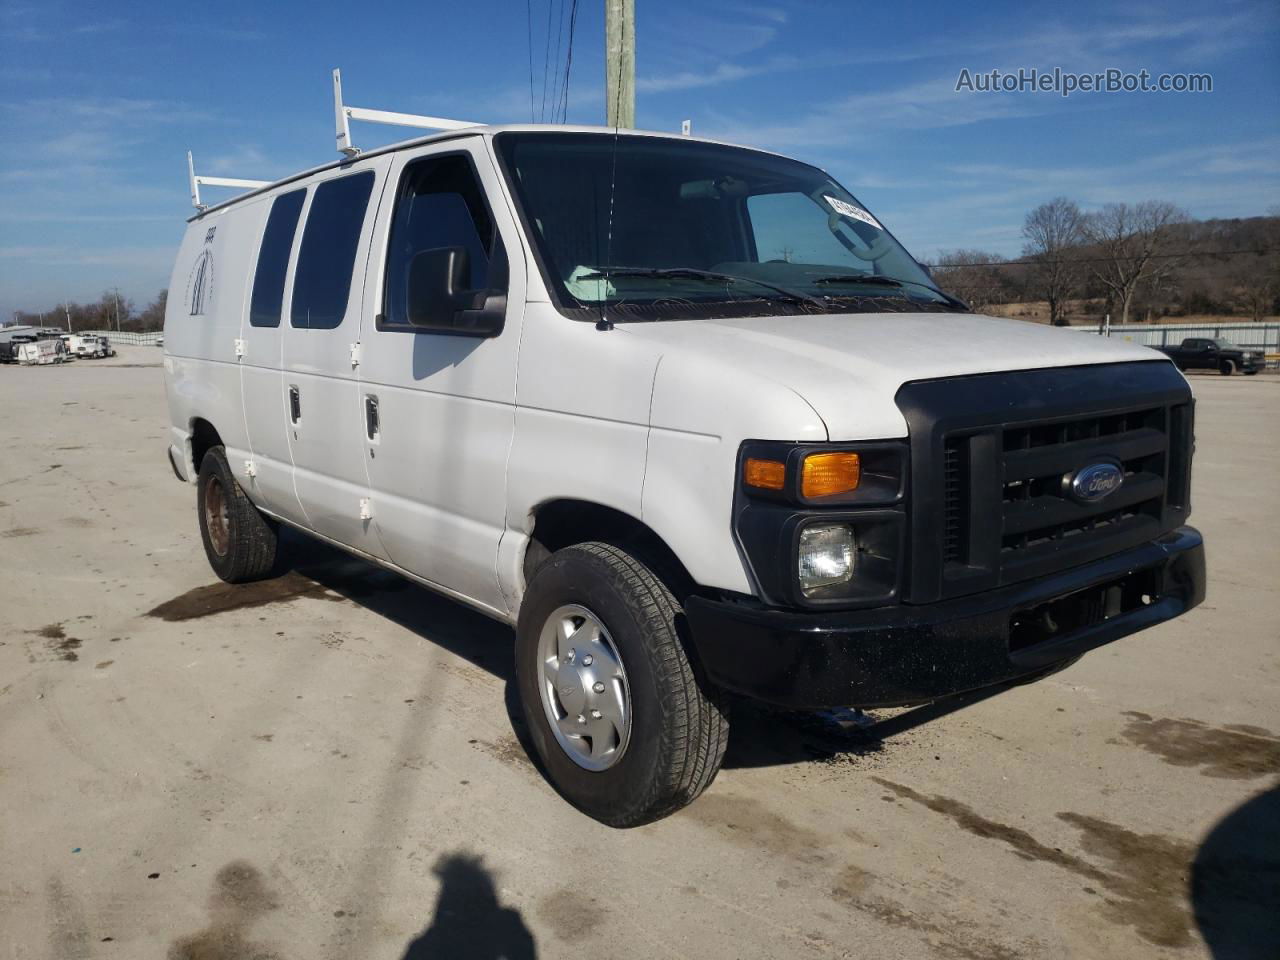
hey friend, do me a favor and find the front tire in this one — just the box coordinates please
[196,446,277,583]
[1219,360,1237,376]
[515,542,729,827]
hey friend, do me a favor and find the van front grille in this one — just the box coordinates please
[895,363,1194,603]
[942,439,968,564]
[995,407,1167,578]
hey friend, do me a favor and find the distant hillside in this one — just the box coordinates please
[933,214,1279,325]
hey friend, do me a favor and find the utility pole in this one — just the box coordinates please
[64,302,72,333]
[113,287,122,332]
[605,0,635,128]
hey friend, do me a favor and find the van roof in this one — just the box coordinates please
[187,124,788,221]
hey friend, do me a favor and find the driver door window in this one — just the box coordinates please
[382,154,495,329]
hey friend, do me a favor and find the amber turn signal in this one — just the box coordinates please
[801,452,861,498]
[743,457,787,491]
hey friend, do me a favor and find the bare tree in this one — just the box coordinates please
[134,289,168,331]
[1225,215,1280,321]
[1082,201,1191,324]
[1022,198,1084,326]
[932,249,1011,310]
[1229,254,1280,321]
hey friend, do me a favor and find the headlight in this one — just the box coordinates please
[735,440,907,608]
[798,523,856,596]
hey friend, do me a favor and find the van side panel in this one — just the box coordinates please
[641,351,829,596]
[356,141,524,615]
[499,307,662,611]
[280,160,393,559]
[163,202,261,490]
[238,193,307,525]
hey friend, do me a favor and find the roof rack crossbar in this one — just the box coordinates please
[333,68,479,158]
[187,151,270,211]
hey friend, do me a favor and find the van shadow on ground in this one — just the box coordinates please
[274,529,551,779]
[277,528,516,681]
[275,529,1004,774]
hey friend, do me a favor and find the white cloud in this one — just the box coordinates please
[638,56,800,93]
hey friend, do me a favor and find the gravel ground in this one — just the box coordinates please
[1,346,1277,960]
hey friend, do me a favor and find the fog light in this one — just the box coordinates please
[798,523,856,596]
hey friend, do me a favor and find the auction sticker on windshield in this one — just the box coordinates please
[824,195,881,229]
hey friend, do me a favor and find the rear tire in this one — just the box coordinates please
[196,446,277,583]
[515,542,729,827]
[1219,360,1237,376]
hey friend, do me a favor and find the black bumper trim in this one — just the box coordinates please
[685,526,1204,708]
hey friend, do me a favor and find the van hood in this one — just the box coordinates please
[619,311,1169,441]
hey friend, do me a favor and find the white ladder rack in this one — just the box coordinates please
[187,151,269,211]
[332,68,480,158]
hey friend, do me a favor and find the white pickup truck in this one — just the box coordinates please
[163,122,1204,826]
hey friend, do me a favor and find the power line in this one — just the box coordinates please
[924,248,1278,269]
[549,0,566,123]
[526,0,536,122]
[539,0,555,122]
[558,0,580,123]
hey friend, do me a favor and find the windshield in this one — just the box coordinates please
[495,132,958,321]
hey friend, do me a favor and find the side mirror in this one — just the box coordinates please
[406,245,505,337]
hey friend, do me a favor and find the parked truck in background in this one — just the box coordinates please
[1157,337,1264,375]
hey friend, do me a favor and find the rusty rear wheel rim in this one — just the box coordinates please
[204,475,231,557]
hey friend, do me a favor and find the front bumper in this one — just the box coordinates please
[685,526,1204,708]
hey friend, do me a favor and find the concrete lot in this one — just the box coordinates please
[1,347,1277,960]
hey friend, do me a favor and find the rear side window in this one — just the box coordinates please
[249,189,306,328]
[291,171,375,329]
[382,154,495,329]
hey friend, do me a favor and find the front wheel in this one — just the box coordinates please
[1219,360,1237,376]
[515,542,729,827]
[196,446,277,583]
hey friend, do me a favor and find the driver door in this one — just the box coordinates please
[353,138,527,615]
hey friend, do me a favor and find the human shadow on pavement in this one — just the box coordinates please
[1191,785,1280,960]
[401,853,537,960]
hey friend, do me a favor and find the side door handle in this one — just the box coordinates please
[365,395,380,440]
[288,385,301,423]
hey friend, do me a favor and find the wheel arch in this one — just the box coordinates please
[523,498,697,601]
[189,417,224,477]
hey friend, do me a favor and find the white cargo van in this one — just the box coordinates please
[164,86,1204,825]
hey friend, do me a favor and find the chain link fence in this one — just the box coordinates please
[79,330,164,346]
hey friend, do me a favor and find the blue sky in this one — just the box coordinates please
[1,0,1278,319]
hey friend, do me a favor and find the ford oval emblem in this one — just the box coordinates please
[1068,462,1124,503]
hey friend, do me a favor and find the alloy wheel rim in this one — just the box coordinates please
[536,604,631,771]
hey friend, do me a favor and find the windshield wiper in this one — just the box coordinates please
[812,274,969,311]
[812,274,905,288]
[581,267,825,310]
